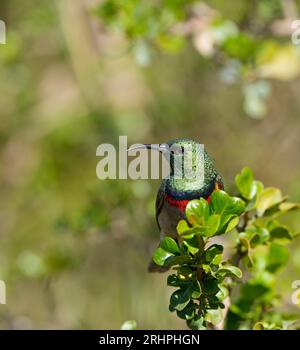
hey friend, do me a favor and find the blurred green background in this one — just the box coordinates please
[0,0,300,329]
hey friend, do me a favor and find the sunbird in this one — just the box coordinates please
[129,138,224,272]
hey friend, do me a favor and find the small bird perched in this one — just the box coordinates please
[129,138,224,272]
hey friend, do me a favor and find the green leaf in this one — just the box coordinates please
[217,265,243,279]
[153,238,188,267]
[266,219,281,231]
[242,253,253,268]
[244,181,264,211]
[224,215,240,233]
[191,280,202,298]
[167,274,190,288]
[205,244,223,265]
[160,237,180,254]
[253,181,264,196]
[152,247,173,266]
[177,220,198,239]
[253,322,279,330]
[256,187,283,216]
[279,202,300,212]
[253,322,265,330]
[176,301,196,320]
[235,167,254,199]
[208,295,224,309]
[211,255,222,266]
[167,274,180,287]
[187,315,205,330]
[170,288,192,311]
[183,236,199,255]
[239,237,251,253]
[270,226,292,242]
[203,277,220,296]
[165,255,192,267]
[177,220,192,237]
[216,286,229,302]
[202,264,211,274]
[211,190,245,216]
[210,191,245,230]
[205,308,223,326]
[177,266,193,280]
[203,214,221,237]
[121,320,137,330]
[185,198,209,226]
[249,227,270,247]
[266,243,289,273]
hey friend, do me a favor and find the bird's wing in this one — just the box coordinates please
[155,183,165,231]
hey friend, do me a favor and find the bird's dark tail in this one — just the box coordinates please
[148,259,170,273]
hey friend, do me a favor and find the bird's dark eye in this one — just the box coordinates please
[170,145,184,155]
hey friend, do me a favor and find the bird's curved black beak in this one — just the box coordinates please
[127,143,170,153]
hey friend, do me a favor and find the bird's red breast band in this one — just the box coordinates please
[165,181,224,212]
[165,195,189,212]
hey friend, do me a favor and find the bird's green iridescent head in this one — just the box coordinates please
[164,138,224,199]
[128,138,224,199]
